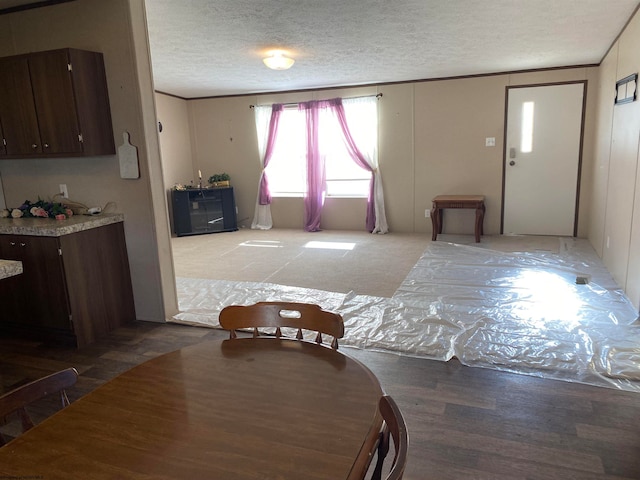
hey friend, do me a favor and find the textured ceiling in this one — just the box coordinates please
[145,0,639,99]
[1,1,638,99]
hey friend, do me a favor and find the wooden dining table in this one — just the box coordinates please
[0,337,384,479]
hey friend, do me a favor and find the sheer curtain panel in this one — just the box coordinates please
[251,104,283,230]
[340,96,388,233]
[299,100,326,232]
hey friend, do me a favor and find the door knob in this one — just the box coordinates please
[509,160,516,166]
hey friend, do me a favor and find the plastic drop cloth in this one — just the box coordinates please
[172,237,640,392]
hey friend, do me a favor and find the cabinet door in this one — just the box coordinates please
[0,56,42,155]
[194,190,224,233]
[221,187,238,231]
[28,50,83,154]
[67,49,115,155]
[172,190,193,236]
[59,223,136,346]
[0,236,71,330]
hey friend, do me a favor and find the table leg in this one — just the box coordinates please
[474,204,484,243]
[431,204,438,241]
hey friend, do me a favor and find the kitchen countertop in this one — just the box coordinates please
[0,259,22,279]
[0,213,124,237]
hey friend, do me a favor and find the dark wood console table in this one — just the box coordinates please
[172,187,238,237]
[431,195,485,243]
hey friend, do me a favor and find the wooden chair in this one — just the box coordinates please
[219,302,345,349]
[371,395,409,480]
[0,367,78,446]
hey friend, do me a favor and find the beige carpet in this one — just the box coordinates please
[171,229,561,298]
[172,229,428,297]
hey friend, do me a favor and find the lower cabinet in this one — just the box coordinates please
[0,222,136,347]
[172,187,238,236]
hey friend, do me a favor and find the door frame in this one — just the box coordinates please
[500,80,588,236]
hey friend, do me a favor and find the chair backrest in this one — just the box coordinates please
[372,395,409,480]
[0,367,78,446]
[219,302,345,349]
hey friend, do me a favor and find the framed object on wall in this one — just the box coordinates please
[615,73,637,105]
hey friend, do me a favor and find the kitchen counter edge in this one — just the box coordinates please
[0,259,22,279]
[0,213,125,237]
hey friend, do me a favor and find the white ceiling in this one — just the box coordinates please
[144,0,639,99]
[1,1,639,99]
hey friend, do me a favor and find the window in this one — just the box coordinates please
[264,107,306,196]
[521,101,534,153]
[265,97,377,197]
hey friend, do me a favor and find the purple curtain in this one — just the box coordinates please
[258,104,283,205]
[299,98,377,232]
[328,98,377,232]
[299,101,326,231]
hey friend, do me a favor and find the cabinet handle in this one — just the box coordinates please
[44,143,50,148]
[20,242,26,247]
[31,143,38,149]
[10,241,16,246]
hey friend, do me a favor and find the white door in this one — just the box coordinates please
[503,83,584,235]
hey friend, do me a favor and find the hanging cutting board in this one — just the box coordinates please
[119,131,140,179]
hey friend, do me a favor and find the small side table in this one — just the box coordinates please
[431,195,485,243]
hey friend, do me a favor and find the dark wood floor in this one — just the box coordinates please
[1,321,639,480]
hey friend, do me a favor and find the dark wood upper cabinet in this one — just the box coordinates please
[0,48,115,158]
[0,56,43,155]
[29,49,83,155]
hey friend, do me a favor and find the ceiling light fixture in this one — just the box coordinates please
[263,51,295,70]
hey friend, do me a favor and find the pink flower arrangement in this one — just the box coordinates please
[30,207,49,218]
[0,199,74,220]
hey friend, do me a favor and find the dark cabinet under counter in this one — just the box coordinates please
[0,218,135,347]
[172,187,238,236]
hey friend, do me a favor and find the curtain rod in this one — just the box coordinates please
[249,93,382,109]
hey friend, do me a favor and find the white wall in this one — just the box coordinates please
[156,93,193,231]
[590,9,640,310]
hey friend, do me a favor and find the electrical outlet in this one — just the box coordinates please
[425,209,430,218]
[59,184,69,198]
[485,137,496,147]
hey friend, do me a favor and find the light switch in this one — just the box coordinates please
[485,137,496,147]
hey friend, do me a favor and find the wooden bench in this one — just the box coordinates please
[431,195,485,243]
